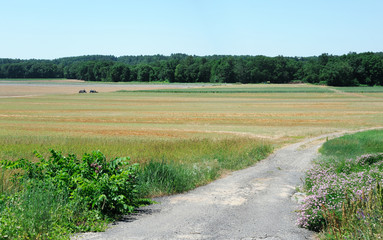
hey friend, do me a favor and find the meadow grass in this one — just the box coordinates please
[298,129,383,238]
[136,137,272,196]
[2,89,383,148]
[1,84,383,193]
[1,83,383,238]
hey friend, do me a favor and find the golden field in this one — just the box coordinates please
[1,80,383,163]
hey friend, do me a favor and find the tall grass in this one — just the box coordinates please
[0,135,272,166]
[0,179,109,239]
[136,137,273,196]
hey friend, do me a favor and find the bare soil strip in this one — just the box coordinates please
[74,132,361,240]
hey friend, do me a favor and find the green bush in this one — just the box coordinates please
[1,150,146,215]
[0,150,151,239]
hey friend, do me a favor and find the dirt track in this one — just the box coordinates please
[73,132,355,240]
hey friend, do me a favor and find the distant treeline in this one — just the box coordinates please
[1,52,383,86]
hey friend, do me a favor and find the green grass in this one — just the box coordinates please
[136,137,273,196]
[0,181,109,239]
[333,86,383,93]
[128,85,332,93]
[319,129,383,161]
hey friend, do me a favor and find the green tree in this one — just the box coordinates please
[211,57,236,83]
[197,58,211,82]
[109,64,130,82]
[302,59,321,84]
[93,61,113,81]
[137,64,153,82]
[319,60,358,86]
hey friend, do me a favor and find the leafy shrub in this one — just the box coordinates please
[0,150,151,239]
[1,150,146,215]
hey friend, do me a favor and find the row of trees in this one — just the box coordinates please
[1,52,383,86]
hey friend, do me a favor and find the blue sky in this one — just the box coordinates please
[1,0,382,59]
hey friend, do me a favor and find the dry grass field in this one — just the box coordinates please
[1,80,383,163]
[0,79,208,97]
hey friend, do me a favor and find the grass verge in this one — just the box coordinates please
[137,138,273,197]
[297,129,383,239]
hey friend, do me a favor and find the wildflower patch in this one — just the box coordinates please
[298,152,383,237]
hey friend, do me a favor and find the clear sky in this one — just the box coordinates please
[1,0,382,59]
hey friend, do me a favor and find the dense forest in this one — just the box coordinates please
[1,52,383,86]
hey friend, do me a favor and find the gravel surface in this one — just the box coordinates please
[74,133,347,240]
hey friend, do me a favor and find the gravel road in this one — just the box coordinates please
[74,133,346,240]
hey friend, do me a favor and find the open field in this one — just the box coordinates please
[1,80,383,238]
[1,80,383,163]
[0,79,212,98]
